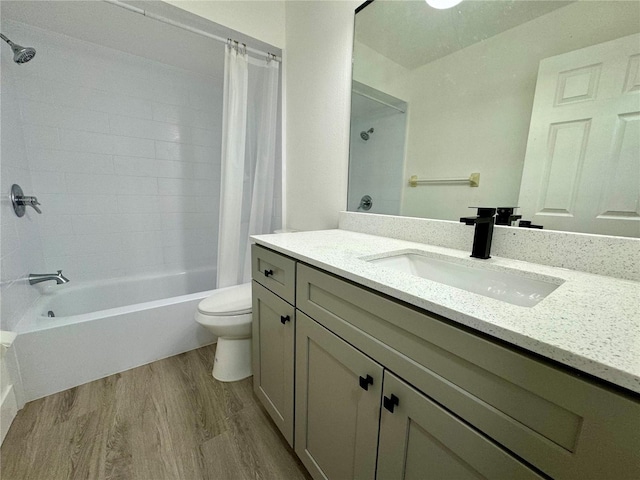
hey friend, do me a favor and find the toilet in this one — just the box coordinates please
[195,282,253,382]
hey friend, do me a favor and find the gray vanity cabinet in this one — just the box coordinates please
[294,312,383,480]
[377,371,544,480]
[294,291,544,480]
[295,262,640,480]
[251,245,297,447]
[252,245,640,479]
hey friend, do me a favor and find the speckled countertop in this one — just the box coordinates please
[252,229,640,394]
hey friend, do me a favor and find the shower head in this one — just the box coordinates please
[360,127,374,141]
[0,33,36,64]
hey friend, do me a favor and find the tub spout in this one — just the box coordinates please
[29,270,70,285]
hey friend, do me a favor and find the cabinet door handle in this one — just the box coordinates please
[359,375,374,391]
[264,269,274,277]
[383,394,399,413]
[280,315,290,324]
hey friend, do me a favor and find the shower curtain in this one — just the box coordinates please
[217,44,280,288]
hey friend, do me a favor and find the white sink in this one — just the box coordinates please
[367,252,562,307]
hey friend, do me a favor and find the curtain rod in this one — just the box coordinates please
[103,0,282,62]
[352,89,405,113]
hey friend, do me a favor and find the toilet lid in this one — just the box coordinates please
[198,282,252,316]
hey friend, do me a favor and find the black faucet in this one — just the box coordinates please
[495,207,522,226]
[518,220,544,229]
[460,207,496,259]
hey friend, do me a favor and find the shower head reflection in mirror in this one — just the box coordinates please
[350,0,640,237]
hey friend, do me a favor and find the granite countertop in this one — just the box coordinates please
[252,229,640,394]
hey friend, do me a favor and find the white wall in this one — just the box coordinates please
[352,40,409,101]
[3,20,223,282]
[284,0,359,231]
[165,0,285,48]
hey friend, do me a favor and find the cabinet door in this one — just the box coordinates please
[377,371,544,480]
[252,281,295,446]
[295,312,382,480]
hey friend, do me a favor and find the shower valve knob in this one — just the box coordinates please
[358,195,373,211]
[25,197,42,214]
[10,184,42,217]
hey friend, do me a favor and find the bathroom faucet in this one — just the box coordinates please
[495,207,522,226]
[28,270,70,285]
[460,207,496,259]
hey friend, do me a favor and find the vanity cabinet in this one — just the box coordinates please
[294,312,382,480]
[377,371,543,480]
[295,262,640,480]
[294,312,542,480]
[251,245,640,479]
[251,245,297,446]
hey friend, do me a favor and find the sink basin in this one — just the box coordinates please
[367,252,561,307]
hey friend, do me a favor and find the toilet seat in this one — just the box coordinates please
[197,282,252,316]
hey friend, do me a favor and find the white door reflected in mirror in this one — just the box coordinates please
[518,34,640,238]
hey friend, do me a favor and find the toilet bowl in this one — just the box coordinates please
[195,282,253,382]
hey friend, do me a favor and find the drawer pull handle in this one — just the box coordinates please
[280,315,290,324]
[383,394,399,413]
[264,269,274,277]
[359,375,374,391]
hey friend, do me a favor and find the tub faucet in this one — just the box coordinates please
[28,270,70,285]
[460,207,496,259]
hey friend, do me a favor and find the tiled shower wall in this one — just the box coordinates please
[348,96,406,216]
[4,20,223,283]
[1,53,46,331]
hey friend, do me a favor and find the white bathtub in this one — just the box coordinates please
[14,268,218,402]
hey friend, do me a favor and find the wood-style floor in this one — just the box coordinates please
[0,345,311,480]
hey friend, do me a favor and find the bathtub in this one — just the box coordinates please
[14,268,218,402]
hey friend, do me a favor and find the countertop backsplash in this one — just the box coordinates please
[339,212,640,282]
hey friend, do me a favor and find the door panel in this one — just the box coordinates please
[519,33,640,236]
[376,371,544,480]
[252,281,295,446]
[295,312,382,480]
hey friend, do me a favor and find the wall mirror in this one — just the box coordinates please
[348,0,640,237]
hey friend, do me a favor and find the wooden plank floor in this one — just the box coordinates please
[0,345,311,480]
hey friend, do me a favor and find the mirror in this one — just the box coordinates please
[349,0,640,237]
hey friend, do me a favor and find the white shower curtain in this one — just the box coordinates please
[217,44,280,288]
[242,55,280,281]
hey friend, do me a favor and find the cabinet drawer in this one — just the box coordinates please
[297,263,640,480]
[252,244,296,305]
[378,371,544,480]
